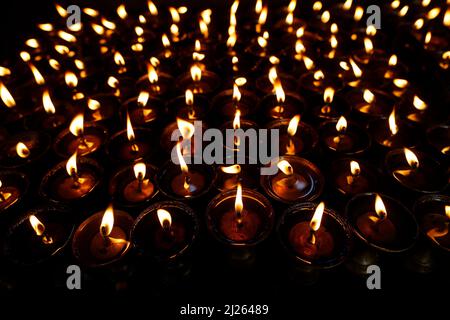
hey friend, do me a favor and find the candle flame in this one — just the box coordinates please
[185,89,194,106]
[427,7,441,20]
[16,142,30,158]
[117,4,127,19]
[444,8,450,26]
[375,194,387,220]
[364,37,374,54]
[363,89,375,104]
[126,111,136,141]
[354,6,364,21]
[393,79,408,89]
[350,160,361,176]
[221,164,241,174]
[114,51,126,66]
[269,67,278,85]
[258,6,268,25]
[413,95,427,110]
[137,91,150,107]
[162,34,171,48]
[147,64,158,84]
[445,205,450,219]
[66,150,78,177]
[133,162,146,180]
[29,215,46,236]
[29,63,45,85]
[324,87,335,103]
[65,71,78,88]
[388,108,399,135]
[287,115,300,136]
[425,32,432,45]
[321,10,331,24]
[277,160,294,176]
[147,0,158,15]
[313,1,323,11]
[107,76,119,89]
[176,141,189,174]
[336,116,347,133]
[310,202,325,232]
[0,82,15,108]
[70,114,84,137]
[177,118,195,140]
[414,18,424,30]
[233,109,241,130]
[404,148,419,168]
[343,0,353,10]
[366,25,377,36]
[349,58,362,78]
[274,79,286,104]
[38,23,53,32]
[235,183,243,215]
[87,98,101,111]
[190,64,202,82]
[314,70,325,80]
[100,204,115,237]
[157,209,172,228]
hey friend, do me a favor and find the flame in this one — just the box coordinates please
[29,64,45,85]
[324,87,335,104]
[55,44,70,55]
[393,79,409,89]
[221,164,241,174]
[389,55,398,66]
[343,0,353,10]
[65,71,78,88]
[255,0,262,14]
[375,194,387,219]
[269,67,278,85]
[114,51,125,66]
[25,38,39,48]
[0,81,16,107]
[134,92,148,108]
[135,26,144,37]
[349,58,363,78]
[413,96,427,110]
[199,19,209,38]
[133,162,146,180]
[286,12,294,26]
[233,83,241,102]
[425,32,432,45]
[444,8,450,27]
[83,8,99,17]
[310,202,325,232]
[414,19,424,30]
[445,205,450,219]
[177,118,195,140]
[235,183,243,215]
[16,142,30,158]
[126,111,136,142]
[422,0,431,7]
[399,6,409,17]
[330,35,338,49]
[169,7,180,23]
[366,25,377,36]
[287,115,300,136]
[232,109,241,130]
[85,98,100,111]
[70,114,84,137]
[201,9,212,24]
[391,0,400,9]
[354,6,364,21]
[364,37,374,54]
[321,10,331,24]
[66,150,78,177]
[55,3,67,17]
[331,23,338,34]
[441,146,450,154]
[313,1,323,11]
[277,160,294,176]
[404,148,419,168]
[101,18,116,30]
[148,0,158,15]
[190,64,202,82]
[58,31,76,43]
[350,160,361,176]
[185,89,194,106]
[363,89,375,104]
[0,66,11,77]
[336,116,347,133]
[427,7,441,20]
[258,6,268,25]
[162,34,171,49]
[257,34,268,48]
[117,4,127,19]
[157,209,172,228]
[100,204,115,237]
[388,108,399,135]
[314,70,325,80]
[274,79,286,104]
[49,59,60,70]
[38,23,53,32]
[295,40,306,54]
[176,141,189,174]
[107,76,119,88]
[29,215,45,236]
[147,64,158,84]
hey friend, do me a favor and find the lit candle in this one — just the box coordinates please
[29,215,53,245]
[123,162,155,203]
[67,113,102,156]
[0,178,20,211]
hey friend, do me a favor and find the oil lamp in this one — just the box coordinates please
[0,131,51,170]
[319,116,371,155]
[311,87,350,122]
[122,91,164,127]
[157,142,214,200]
[54,113,107,158]
[255,64,298,95]
[132,201,199,261]
[215,163,260,192]
[109,161,158,208]
[3,207,75,266]
[398,94,432,125]
[385,148,448,194]
[160,117,206,155]
[106,111,156,164]
[259,78,306,121]
[24,89,67,132]
[260,156,324,204]
[0,171,28,215]
[347,88,396,121]
[277,202,352,269]
[177,62,220,95]
[266,115,319,157]
[414,195,450,253]
[40,151,103,205]
[346,193,419,252]
[167,89,210,120]
[72,203,133,267]
[331,158,379,197]
[367,107,421,149]
[206,184,274,257]
[137,61,174,97]
[84,93,120,128]
[426,124,450,160]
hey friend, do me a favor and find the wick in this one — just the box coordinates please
[100,226,111,248]
[137,174,144,193]
[236,211,243,229]
[70,170,80,188]
[307,229,316,245]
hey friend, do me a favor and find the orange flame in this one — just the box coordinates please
[0,81,16,108]
[287,115,300,136]
[157,209,172,228]
[221,164,241,174]
[375,194,387,220]
[336,116,347,133]
[100,204,115,238]
[66,150,78,177]
[310,202,325,231]
[16,142,30,158]
[235,183,243,215]
[277,160,294,175]
[70,114,84,137]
